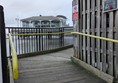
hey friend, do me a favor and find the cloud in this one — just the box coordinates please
[1,0,72,27]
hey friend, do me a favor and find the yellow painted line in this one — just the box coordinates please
[8,33,19,80]
[71,32,118,43]
[10,31,71,36]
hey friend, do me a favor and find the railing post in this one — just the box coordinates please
[62,27,64,46]
[0,5,9,83]
[59,28,63,47]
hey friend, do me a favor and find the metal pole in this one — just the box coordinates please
[0,5,9,83]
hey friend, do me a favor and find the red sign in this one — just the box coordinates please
[72,0,78,21]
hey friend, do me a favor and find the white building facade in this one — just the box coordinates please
[20,15,68,28]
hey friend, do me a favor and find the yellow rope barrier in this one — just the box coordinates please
[8,33,19,80]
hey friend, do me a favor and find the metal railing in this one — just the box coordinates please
[6,27,73,81]
[7,30,72,80]
[6,27,73,55]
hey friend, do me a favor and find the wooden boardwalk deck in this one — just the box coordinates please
[15,48,107,83]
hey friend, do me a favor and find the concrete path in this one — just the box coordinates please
[15,48,106,83]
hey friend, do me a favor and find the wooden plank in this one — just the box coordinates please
[17,48,107,83]
[75,34,78,58]
[77,0,79,58]
[115,11,118,81]
[73,0,79,58]
[82,0,86,62]
[102,0,107,73]
[91,0,95,66]
[76,0,80,59]
[96,0,101,69]
[79,0,83,60]
[108,12,113,76]
[71,56,114,83]
[87,0,90,64]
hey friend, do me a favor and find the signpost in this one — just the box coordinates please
[72,0,79,57]
[104,0,118,12]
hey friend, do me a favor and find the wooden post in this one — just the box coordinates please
[79,0,83,60]
[0,5,9,83]
[83,0,86,62]
[91,0,95,66]
[96,0,101,69]
[102,0,107,73]
[87,0,90,64]
[115,10,118,82]
[72,0,79,58]
[108,12,113,76]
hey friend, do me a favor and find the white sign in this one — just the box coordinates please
[72,0,79,21]
[104,0,118,12]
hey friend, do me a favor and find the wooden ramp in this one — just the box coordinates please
[15,48,106,83]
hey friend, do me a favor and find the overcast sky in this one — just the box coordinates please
[1,0,73,27]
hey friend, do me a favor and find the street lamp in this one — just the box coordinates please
[15,17,19,27]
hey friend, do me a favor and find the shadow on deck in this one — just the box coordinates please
[15,48,106,83]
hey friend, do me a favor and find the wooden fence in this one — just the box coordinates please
[73,0,118,82]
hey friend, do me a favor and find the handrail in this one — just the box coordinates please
[71,32,118,43]
[10,31,71,36]
[10,31,118,43]
[8,33,19,80]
